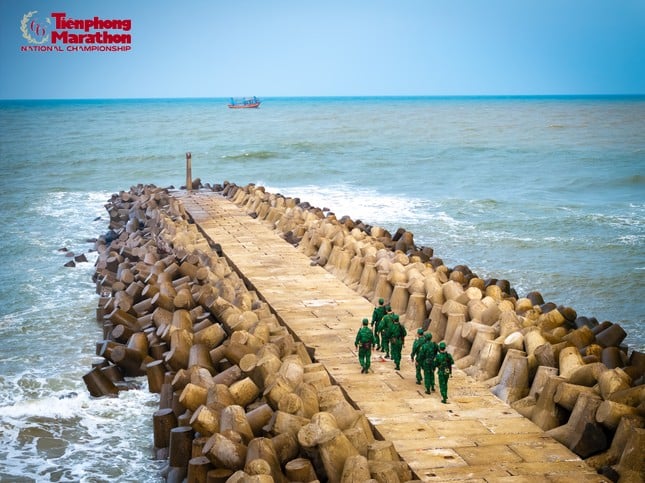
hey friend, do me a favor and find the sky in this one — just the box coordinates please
[1,0,644,99]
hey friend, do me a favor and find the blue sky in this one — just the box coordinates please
[1,0,644,99]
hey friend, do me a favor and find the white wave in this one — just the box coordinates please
[588,212,643,229]
[33,191,110,218]
[0,386,163,482]
[272,184,425,221]
[617,234,645,246]
[263,183,472,237]
[0,392,90,420]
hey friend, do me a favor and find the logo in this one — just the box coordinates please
[20,11,51,44]
[20,10,132,53]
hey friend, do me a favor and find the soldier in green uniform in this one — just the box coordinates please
[435,341,455,403]
[354,318,377,373]
[371,298,386,350]
[410,328,425,384]
[417,332,438,394]
[387,314,407,370]
[377,305,393,358]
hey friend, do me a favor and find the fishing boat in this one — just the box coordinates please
[228,97,261,109]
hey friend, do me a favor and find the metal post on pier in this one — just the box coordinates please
[185,152,192,192]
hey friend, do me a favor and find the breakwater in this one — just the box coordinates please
[89,184,413,482]
[86,182,643,482]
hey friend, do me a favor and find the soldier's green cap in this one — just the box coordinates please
[386,305,392,311]
[439,341,446,349]
[393,314,399,321]
[378,298,384,304]
[425,332,433,340]
[417,328,424,334]
[362,318,369,325]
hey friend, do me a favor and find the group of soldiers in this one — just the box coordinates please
[354,298,454,404]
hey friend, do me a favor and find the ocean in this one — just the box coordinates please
[0,96,643,481]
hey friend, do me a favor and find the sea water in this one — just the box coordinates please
[0,96,643,481]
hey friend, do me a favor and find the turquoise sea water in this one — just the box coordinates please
[0,96,643,481]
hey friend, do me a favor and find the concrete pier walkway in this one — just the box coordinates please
[175,190,606,482]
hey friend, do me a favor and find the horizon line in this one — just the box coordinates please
[2,93,645,102]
